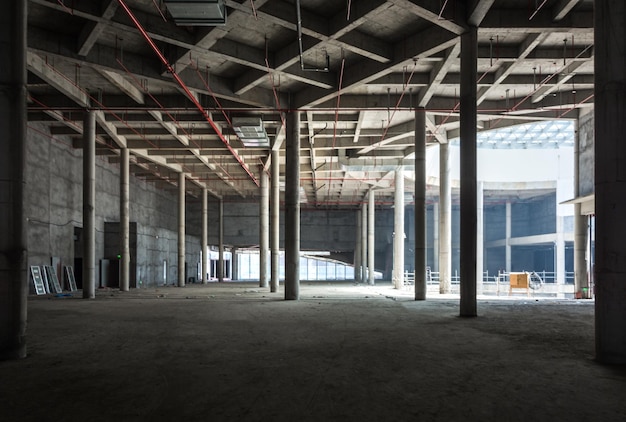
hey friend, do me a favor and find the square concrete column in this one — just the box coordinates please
[0,0,27,360]
[459,26,478,316]
[594,0,626,364]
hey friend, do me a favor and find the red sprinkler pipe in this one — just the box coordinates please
[116,0,259,187]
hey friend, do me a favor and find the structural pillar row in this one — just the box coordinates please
[270,147,280,293]
[594,0,626,364]
[285,111,300,300]
[0,0,27,359]
[459,26,478,316]
[119,147,130,292]
[83,110,96,299]
[414,107,427,300]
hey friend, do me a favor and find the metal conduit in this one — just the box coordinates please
[116,0,259,187]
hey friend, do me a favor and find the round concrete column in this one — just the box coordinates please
[414,108,427,300]
[393,168,405,289]
[439,142,451,294]
[119,147,130,292]
[367,190,375,286]
[270,148,280,293]
[459,26,478,317]
[0,0,27,359]
[177,172,185,287]
[594,0,626,364]
[260,168,269,288]
[285,111,300,300]
[201,188,208,284]
[83,110,96,299]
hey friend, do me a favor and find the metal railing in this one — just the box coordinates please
[404,269,575,285]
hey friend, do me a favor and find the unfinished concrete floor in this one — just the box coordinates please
[1,282,625,421]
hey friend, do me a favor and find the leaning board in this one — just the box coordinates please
[30,266,47,295]
[64,266,77,292]
[44,265,62,294]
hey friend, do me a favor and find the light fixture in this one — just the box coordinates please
[232,117,270,148]
[163,0,226,26]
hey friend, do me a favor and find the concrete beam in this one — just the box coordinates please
[26,52,90,107]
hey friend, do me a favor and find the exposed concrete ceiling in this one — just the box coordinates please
[26,0,594,207]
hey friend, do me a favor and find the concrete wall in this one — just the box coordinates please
[26,123,201,288]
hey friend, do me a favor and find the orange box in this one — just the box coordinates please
[509,272,529,288]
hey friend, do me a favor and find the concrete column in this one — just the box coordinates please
[270,148,280,293]
[177,172,186,287]
[574,209,589,297]
[231,247,238,280]
[119,147,130,291]
[439,142,452,294]
[594,0,626,364]
[259,168,269,288]
[361,201,367,282]
[0,0,27,359]
[477,181,484,295]
[414,108,427,300]
[82,110,96,299]
[285,111,300,300]
[573,118,589,298]
[218,199,224,282]
[555,216,565,286]
[201,189,208,284]
[393,168,405,289]
[368,190,375,285]
[354,210,362,283]
[433,202,439,273]
[505,201,512,273]
[459,26,478,316]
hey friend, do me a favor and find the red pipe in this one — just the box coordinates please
[116,0,259,187]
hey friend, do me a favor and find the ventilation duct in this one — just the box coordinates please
[232,117,270,147]
[163,0,226,26]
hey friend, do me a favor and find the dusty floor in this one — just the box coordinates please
[1,281,625,421]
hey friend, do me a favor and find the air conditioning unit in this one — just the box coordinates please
[163,0,226,26]
[232,117,270,147]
